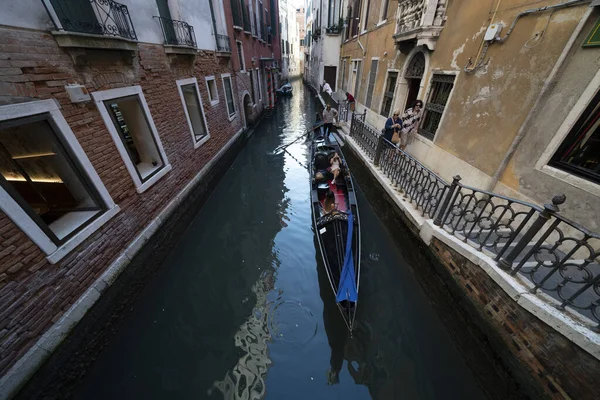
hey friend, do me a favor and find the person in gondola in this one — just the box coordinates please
[323,190,337,213]
[329,152,342,183]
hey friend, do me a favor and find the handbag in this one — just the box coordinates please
[391,130,401,144]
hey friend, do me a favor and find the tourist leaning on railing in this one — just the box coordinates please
[384,111,403,142]
[399,100,424,150]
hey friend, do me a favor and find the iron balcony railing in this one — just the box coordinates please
[230,0,243,28]
[154,16,196,47]
[43,0,137,40]
[349,113,600,329]
[216,34,231,52]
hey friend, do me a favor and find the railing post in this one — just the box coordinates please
[374,135,385,166]
[350,112,356,137]
[498,194,566,270]
[434,175,461,226]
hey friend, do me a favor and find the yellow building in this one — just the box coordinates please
[339,0,600,228]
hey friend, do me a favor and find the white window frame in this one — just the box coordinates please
[176,77,211,149]
[221,73,237,120]
[379,68,399,118]
[236,40,246,72]
[365,57,379,109]
[0,99,120,264]
[535,68,600,197]
[92,86,172,194]
[205,75,220,106]
[378,0,389,24]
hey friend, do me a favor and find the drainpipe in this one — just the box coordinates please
[486,5,593,192]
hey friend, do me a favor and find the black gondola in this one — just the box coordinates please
[309,124,361,332]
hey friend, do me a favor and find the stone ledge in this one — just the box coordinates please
[164,45,197,55]
[51,31,138,51]
[0,127,246,400]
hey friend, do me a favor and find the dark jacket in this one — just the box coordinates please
[384,117,402,141]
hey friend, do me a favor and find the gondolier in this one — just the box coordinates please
[322,104,338,142]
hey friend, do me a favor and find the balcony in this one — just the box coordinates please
[216,34,232,54]
[43,0,137,50]
[154,16,197,54]
[325,25,342,35]
[393,0,447,52]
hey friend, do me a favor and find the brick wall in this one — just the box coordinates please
[0,26,244,376]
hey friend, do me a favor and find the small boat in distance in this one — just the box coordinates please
[276,83,293,96]
[309,123,361,332]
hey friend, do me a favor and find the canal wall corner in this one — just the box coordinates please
[338,125,600,400]
[0,127,247,400]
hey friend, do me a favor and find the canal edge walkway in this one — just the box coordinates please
[0,128,247,400]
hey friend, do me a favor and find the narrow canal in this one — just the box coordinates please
[61,81,485,399]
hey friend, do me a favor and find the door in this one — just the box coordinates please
[324,66,337,92]
[156,0,177,44]
[405,79,421,111]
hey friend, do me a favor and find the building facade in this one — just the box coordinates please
[305,0,345,90]
[340,0,600,229]
[226,0,282,124]
[0,0,261,395]
[297,7,307,77]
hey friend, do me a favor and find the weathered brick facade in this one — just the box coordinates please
[0,26,244,377]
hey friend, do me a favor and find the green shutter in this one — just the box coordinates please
[583,17,600,47]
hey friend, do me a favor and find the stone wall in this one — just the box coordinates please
[0,25,244,380]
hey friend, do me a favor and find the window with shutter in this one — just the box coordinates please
[365,59,378,109]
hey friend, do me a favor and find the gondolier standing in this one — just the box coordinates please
[322,104,338,142]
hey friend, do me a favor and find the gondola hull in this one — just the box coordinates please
[309,126,361,332]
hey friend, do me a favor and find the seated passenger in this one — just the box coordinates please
[329,152,342,183]
[323,190,337,214]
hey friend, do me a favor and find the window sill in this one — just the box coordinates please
[244,31,252,35]
[136,164,172,194]
[227,113,238,122]
[164,45,197,55]
[377,20,387,27]
[234,25,243,31]
[538,165,600,198]
[210,99,220,106]
[47,205,121,264]
[51,31,138,51]
[193,135,211,149]
[216,51,232,57]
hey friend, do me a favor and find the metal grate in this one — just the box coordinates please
[419,74,455,140]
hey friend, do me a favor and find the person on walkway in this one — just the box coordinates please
[322,104,338,142]
[383,110,403,143]
[323,81,333,95]
[400,100,424,150]
[345,92,355,112]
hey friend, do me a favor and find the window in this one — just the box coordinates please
[0,100,119,263]
[380,71,398,117]
[365,58,378,109]
[236,41,245,71]
[93,86,171,193]
[222,74,237,119]
[380,0,389,21]
[363,0,371,31]
[420,74,456,141]
[205,76,220,105]
[177,78,210,148]
[550,89,600,184]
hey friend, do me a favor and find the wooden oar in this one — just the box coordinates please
[271,123,325,155]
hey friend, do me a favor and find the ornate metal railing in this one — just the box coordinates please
[349,112,378,160]
[348,115,600,328]
[216,34,231,52]
[154,16,196,47]
[44,0,137,40]
[376,136,449,219]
